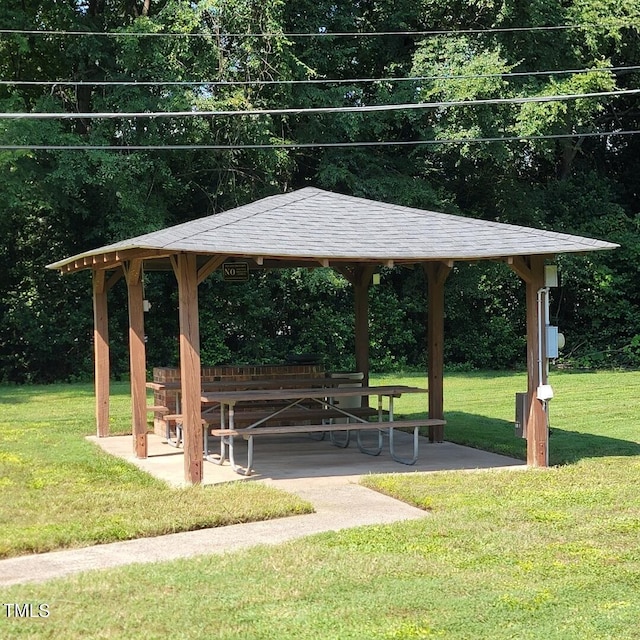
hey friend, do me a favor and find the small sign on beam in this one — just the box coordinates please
[222,262,250,282]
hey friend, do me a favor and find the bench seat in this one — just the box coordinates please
[210,418,444,438]
[207,406,384,428]
[166,406,385,428]
[146,405,169,414]
[208,418,446,475]
[164,406,387,449]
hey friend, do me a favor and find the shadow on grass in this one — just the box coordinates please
[437,410,640,466]
[0,392,28,405]
[0,381,134,405]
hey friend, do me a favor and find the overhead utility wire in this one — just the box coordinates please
[0,130,637,151]
[2,65,638,87]
[0,25,588,38]
[2,88,638,120]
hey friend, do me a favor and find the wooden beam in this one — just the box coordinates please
[170,255,179,279]
[333,265,356,285]
[117,248,170,265]
[197,255,225,285]
[424,262,451,442]
[105,268,123,292]
[124,258,143,287]
[126,262,147,459]
[93,269,105,295]
[51,249,166,275]
[177,253,203,484]
[509,256,534,283]
[92,270,110,438]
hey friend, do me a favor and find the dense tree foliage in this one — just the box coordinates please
[0,0,638,382]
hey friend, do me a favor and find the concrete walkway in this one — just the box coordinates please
[0,433,525,587]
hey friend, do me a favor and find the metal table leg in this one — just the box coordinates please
[355,394,384,455]
[389,426,419,465]
[205,402,229,465]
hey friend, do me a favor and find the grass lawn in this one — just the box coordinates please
[376,368,640,464]
[0,382,312,559]
[1,370,639,639]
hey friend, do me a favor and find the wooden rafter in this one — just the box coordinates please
[56,248,173,274]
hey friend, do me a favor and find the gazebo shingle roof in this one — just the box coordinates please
[56,186,619,481]
[48,187,618,270]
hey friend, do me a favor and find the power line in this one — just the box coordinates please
[1,65,636,88]
[1,89,637,120]
[0,25,591,39]
[0,130,637,151]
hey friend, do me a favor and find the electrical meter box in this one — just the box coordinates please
[544,265,559,287]
[515,392,529,439]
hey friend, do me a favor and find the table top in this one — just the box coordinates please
[146,376,360,392]
[201,385,427,404]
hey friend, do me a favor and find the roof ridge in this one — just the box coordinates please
[172,188,321,245]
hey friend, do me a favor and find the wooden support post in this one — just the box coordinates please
[126,260,148,459]
[510,255,549,467]
[176,253,202,485]
[424,262,451,442]
[525,256,549,467]
[92,270,110,437]
[353,265,375,390]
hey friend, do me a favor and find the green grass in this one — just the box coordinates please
[1,370,639,639]
[375,369,640,464]
[0,382,312,558]
[2,456,640,639]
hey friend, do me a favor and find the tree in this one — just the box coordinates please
[0,0,638,381]
[0,0,295,381]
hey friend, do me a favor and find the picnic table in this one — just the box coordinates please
[200,385,445,475]
[146,375,364,447]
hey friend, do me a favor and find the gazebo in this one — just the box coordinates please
[48,187,618,484]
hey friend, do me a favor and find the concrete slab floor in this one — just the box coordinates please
[88,431,526,488]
